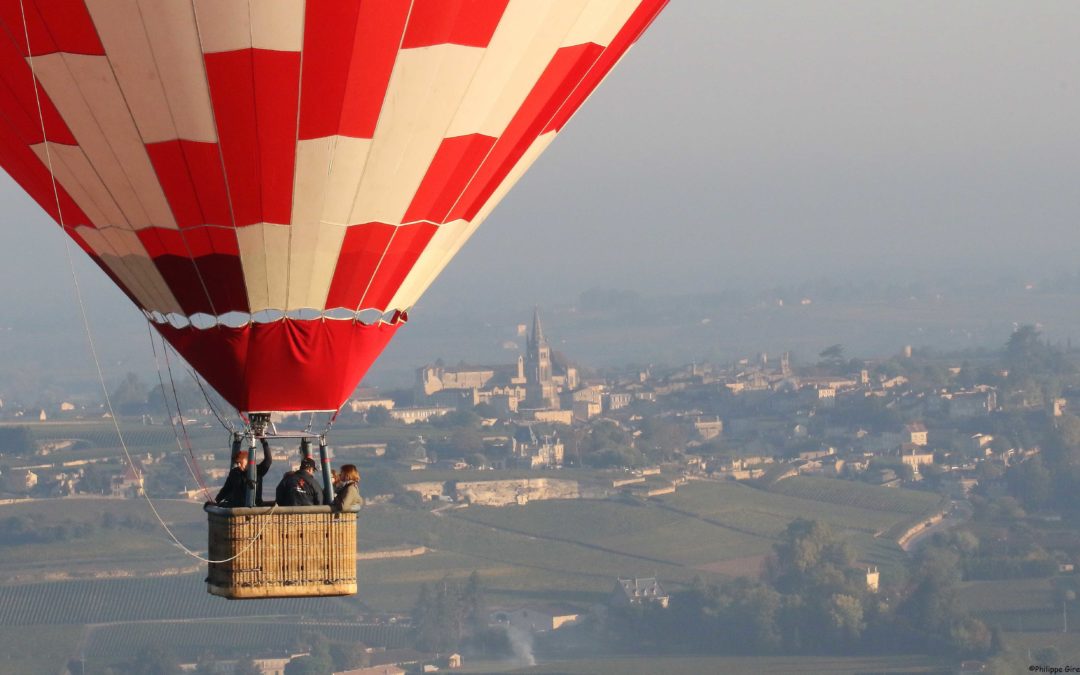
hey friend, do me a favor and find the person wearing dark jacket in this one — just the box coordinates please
[214,450,250,507]
[276,457,322,506]
[332,464,363,512]
[254,439,273,506]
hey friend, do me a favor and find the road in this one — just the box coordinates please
[901,500,973,553]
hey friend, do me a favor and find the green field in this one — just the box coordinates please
[21,421,228,456]
[0,625,84,675]
[0,474,962,667]
[768,476,945,517]
[452,499,775,568]
[658,480,924,536]
[0,575,353,625]
[358,506,695,611]
[957,577,1080,634]
[0,498,205,578]
[1005,632,1080,663]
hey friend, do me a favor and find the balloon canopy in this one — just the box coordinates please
[0,0,667,413]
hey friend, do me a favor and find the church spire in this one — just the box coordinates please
[529,306,546,348]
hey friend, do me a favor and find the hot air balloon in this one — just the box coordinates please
[0,0,668,598]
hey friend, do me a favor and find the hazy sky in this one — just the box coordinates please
[2,1,1080,388]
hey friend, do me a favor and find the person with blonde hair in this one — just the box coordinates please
[332,464,362,512]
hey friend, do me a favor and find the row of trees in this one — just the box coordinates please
[411,572,487,653]
[1000,410,1080,512]
[609,519,995,658]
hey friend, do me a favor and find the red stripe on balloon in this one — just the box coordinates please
[28,0,105,55]
[403,133,495,224]
[183,226,240,258]
[147,140,232,228]
[0,31,77,145]
[447,43,602,223]
[0,0,104,57]
[545,0,668,133]
[205,49,300,226]
[189,253,248,314]
[358,222,437,310]
[138,227,247,314]
[324,223,395,310]
[402,0,510,49]
[146,141,205,228]
[0,118,91,226]
[252,50,300,224]
[138,228,210,315]
[300,0,410,140]
[156,318,401,412]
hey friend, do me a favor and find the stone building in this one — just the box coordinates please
[414,308,576,414]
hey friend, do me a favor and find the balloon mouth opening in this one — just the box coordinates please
[144,307,409,330]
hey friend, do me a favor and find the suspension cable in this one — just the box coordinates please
[188,363,237,434]
[146,322,212,501]
[160,331,216,498]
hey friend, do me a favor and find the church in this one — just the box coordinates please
[415,308,578,415]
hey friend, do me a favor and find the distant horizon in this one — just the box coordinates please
[3,0,1080,402]
[2,270,1077,405]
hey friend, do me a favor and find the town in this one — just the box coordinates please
[0,312,1078,673]
[0,311,1062,510]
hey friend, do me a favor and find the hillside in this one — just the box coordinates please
[0,475,943,672]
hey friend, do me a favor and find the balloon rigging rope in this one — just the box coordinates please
[17,0,275,565]
[146,322,213,502]
[186,361,237,434]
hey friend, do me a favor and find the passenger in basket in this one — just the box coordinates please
[276,457,322,506]
[332,464,363,513]
[214,450,250,507]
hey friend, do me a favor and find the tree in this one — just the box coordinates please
[819,344,845,361]
[285,634,333,675]
[473,402,500,418]
[826,593,865,644]
[638,418,688,460]
[0,427,35,457]
[433,409,481,429]
[412,583,438,651]
[130,644,180,675]
[767,519,856,596]
[447,428,483,457]
[1033,646,1062,666]
[737,584,783,653]
[284,654,333,675]
[364,405,393,426]
[1007,456,1052,509]
[1004,325,1071,379]
[949,617,992,657]
[359,468,403,499]
[111,371,149,415]
[411,574,487,653]
[462,571,487,634]
[386,437,426,462]
[329,643,368,671]
[234,658,262,675]
[77,464,115,495]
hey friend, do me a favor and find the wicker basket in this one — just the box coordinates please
[204,504,357,599]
